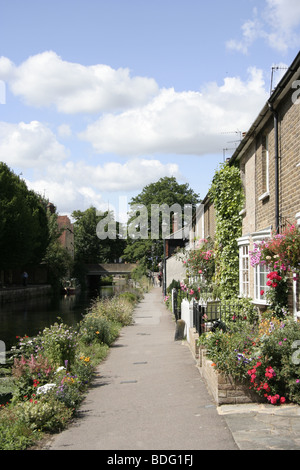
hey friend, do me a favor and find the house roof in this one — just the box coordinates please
[229,50,300,164]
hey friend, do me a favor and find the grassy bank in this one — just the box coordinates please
[0,286,147,450]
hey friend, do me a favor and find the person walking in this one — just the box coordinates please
[22,271,28,287]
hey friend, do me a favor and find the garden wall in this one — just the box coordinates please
[198,346,262,406]
[187,326,261,406]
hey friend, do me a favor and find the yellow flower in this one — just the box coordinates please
[96,331,100,335]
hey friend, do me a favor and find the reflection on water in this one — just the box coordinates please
[0,284,117,351]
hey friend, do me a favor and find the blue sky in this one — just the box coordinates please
[0,0,299,221]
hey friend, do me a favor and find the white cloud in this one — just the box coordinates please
[0,120,68,168]
[226,16,264,54]
[25,158,181,214]
[264,0,300,52]
[226,0,300,54]
[0,51,159,113]
[57,124,72,138]
[47,158,181,192]
[79,68,268,157]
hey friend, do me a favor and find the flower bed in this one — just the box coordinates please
[199,347,262,405]
[198,314,300,407]
[0,290,140,450]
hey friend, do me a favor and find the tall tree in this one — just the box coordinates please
[0,163,49,270]
[122,176,200,269]
[72,207,126,264]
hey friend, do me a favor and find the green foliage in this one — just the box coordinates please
[199,316,300,405]
[1,289,138,449]
[11,354,53,403]
[265,271,289,317]
[184,238,215,285]
[0,406,40,450]
[0,162,49,270]
[123,176,200,267]
[220,297,259,324]
[79,314,116,346]
[209,163,244,299]
[72,207,126,265]
[86,295,135,327]
[39,322,78,369]
[15,395,73,432]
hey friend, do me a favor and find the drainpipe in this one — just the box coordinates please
[268,102,280,234]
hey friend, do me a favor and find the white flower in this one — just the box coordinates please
[36,383,56,395]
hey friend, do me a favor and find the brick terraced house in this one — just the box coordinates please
[230,51,300,318]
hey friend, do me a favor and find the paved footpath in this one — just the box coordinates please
[45,287,238,451]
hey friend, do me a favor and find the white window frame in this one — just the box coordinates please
[254,262,269,304]
[252,228,272,305]
[238,236,250,298]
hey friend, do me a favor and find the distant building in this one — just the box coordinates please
[57,215,74,259]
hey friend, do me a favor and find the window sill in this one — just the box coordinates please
[258,191,270,202]
[252,299,269,306]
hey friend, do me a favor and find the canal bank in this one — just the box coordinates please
[0,285,52,304]
[0,283,124,352]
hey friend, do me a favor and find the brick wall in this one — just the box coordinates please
[253,90,300,232]
[238,86,300,312]
[198,347,262,405]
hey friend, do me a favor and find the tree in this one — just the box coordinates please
[123,176,200,268]
[72,207,126,265]
[0,163,49,270]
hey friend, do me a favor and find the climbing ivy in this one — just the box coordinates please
[209,162,245,300]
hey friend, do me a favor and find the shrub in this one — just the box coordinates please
[79,314,114,345]
[88,296,134,326]
[11,354,53,403]
[199,322,257,381]
[0,289,140,449]
[0,406,39,450]
[15,395,73,432]
[54,373,83,409]
[40,322,78,369]
[200,315,300,405]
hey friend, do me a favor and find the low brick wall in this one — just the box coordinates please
[188,327,200,358]
[198,347,261,405]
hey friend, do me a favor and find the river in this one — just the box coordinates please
[0,285,117,352]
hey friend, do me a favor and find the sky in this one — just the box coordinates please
[0,0,300,223]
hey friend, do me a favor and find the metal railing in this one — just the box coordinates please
[192,298,258,336]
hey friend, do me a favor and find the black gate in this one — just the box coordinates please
[172,288,181,322]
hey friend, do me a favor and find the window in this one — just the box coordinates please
[254,263,268,303]
[238,237,250,297]
[252,229,271,304]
